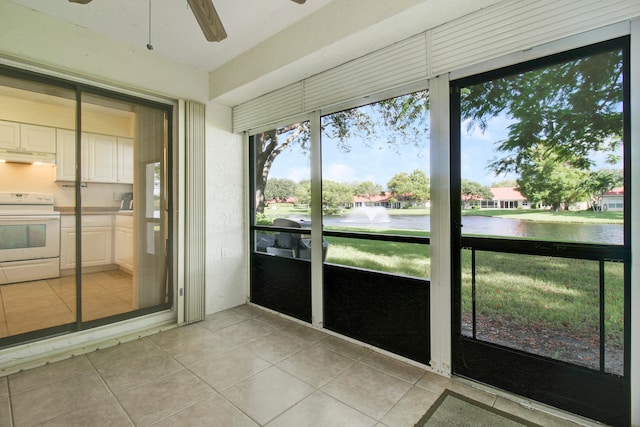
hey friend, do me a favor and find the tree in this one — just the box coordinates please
[580,169,623,211]
[322,180,354,211]
[461,179,493,209]
[387,169,430,206]
[264,178,297,202]
[353,181,383,201]
[295,180,311,207]
[254,91,429,213]
[516,148,587,211]
[491,179,517,188]
[254,125,309,214]
[461,49,624,176]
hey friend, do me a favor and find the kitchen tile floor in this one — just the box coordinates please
[0,304,588,426]
[0,270,134,337]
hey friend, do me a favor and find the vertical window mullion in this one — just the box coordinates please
[309,110,323,328]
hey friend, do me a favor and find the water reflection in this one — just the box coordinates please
[320,214,622,245]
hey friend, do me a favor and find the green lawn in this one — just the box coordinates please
[323,227,624,343]
[259,205,625,342]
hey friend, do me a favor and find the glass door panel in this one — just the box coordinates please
[78,95,169,322]
[0,74,76,339]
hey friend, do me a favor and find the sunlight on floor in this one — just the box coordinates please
[0,270,134,337]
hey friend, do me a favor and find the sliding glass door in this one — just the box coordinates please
[0,64,173,346]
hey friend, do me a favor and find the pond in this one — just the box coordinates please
[321,214,623,245]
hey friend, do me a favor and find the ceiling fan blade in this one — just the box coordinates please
[186,0,227,42]
[68,0,93,3]
[291,0,307,3]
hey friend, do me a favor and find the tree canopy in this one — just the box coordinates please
[387,169,430,205]
[461,179,493,209]
[516,148,587,211]
[253,91,428,213]
[264,178,297,202]
[579,169,623,211]
[459,47,624,211]
[461,49,623,176]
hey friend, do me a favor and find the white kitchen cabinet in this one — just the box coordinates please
[117,137,134,184]
[56,129,76,181]
[56,131,123,183]
[60,215,113,270]
[85,133,117,182]
[114,215,134,273]
[0,120,20,150]
[20,124,56,153]
[0,122,56,153]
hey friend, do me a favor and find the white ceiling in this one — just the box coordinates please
[8,0,333,72]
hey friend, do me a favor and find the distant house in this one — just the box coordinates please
[491,187,528,209]
[479,187,529,209]
[353,192,403,209]
[266,197,298,208]
[601,187,624,211]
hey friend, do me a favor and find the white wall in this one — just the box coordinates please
[0,0,208,102]
[204,101,247,313]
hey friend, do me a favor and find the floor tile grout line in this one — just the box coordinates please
[47,278,75,315]
[96,278,134,306]
[259,385,317,427]
[178,344,274,394]
[376,377,418,423]
[89,336,221,426]
[6,355,94,398]
[5,378,14,427]
[352,359,420,389]
[85,353,137,427]
[145,392,217,426]
[316,365,401,423]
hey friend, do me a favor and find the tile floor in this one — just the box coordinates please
[0,304,586,426]
[0,270,134,337]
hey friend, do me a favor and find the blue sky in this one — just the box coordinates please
[268,115,511,188]
[267,113,622,189]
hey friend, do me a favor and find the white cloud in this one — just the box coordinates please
[324,163,357,182]
[287,166,310,182]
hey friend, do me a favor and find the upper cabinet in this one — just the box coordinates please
[56,131,134,183]
[20,124,56,153]
[0,121,56,153]
[56,129,76,181]
[0,120,20,149]
[117,137,134,184]
[85,133,118,183]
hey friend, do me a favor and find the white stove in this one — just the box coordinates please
[0,192,60,285]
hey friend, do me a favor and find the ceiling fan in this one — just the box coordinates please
[68,0,307,42]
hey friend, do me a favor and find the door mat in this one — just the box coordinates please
[415,389,542,427]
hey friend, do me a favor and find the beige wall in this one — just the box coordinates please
[0,162,131,208]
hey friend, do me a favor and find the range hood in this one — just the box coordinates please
[0,149,56,165]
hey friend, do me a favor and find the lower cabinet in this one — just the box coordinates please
[60,215,113,270]
[114,215,134,273]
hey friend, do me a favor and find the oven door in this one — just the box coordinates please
[0,215,60,262]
